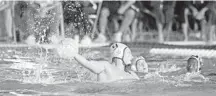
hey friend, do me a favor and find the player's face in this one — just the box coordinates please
[187,59,199,73]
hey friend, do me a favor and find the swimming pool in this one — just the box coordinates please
[1,46,216,96]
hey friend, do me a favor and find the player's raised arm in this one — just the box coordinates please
[74,54,107,74]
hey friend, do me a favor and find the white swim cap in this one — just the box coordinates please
[110,43,132,63]
[131,56,148,72]
[187,55,203,73]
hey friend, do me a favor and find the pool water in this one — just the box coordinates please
[1,46,216,96]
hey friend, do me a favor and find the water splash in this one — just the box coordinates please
[142,62,210,87]
[183,73,209,82]
[14,1,95,83]
[63,1,93,38]
[158,63,181,73]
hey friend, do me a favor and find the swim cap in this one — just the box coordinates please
[131,56,148,73]
[110,43,132,64]
[187,55,203,73]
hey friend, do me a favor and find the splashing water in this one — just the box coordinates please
[16,1,96,85]
[158,63,181,73]
[6,37,90,84]
[2,46,216,95]
[140,61,210,87]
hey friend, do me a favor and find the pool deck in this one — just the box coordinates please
[0,43,110,48]
[0,41,216,48]
[164,41,216,45]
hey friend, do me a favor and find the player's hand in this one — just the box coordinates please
[56,38,79,59]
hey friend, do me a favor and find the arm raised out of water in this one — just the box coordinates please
[73,54,107,74]
[54,38,107,74]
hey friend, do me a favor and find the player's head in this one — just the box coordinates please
[110,43,133,65]
[187,55,203,73]
[131,57,148,72]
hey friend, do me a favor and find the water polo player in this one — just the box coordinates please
[110,43,148,73]
[55,39,146,82]
[187,55,203,73]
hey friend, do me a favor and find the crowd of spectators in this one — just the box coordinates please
[0,1,216,44]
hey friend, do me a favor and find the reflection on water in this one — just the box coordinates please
[0,47,216,96]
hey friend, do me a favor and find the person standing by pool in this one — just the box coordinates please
[55,40,148,82]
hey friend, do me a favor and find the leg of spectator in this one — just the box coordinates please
[13,1,23,42]
[200,19,207,41]
[204,23,211,43]
[0,11,5,38]
[94,7,110,43]
[138,21,143,33]
[131,18,138,42]
[59,3,65,38]
[183,8,189,41]
[210,7,216,42]
[165,21,173,41]
[157,21,164,42]
[154,8,165,43]
[209,25,215,42]
[182,23,188,41]
[118,9,135,34]
[164,2,176,41]
[114,9,135,42]
[112,18,119,32]
[4,8,13,40]
[99,8,110,35]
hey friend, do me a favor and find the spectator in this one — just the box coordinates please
[94,1,136,43]
[175,1,190,41]
[62,1,93,43]
[135,1,176,42]
[189,1,209,41]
